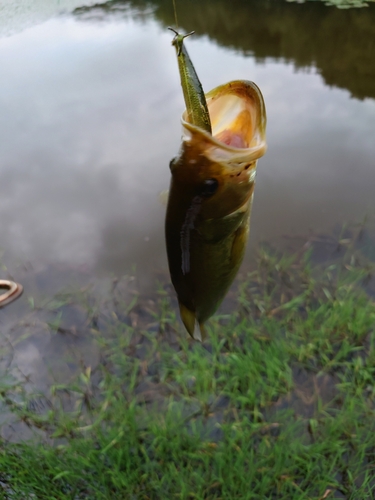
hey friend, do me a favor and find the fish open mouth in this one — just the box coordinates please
[181,80,267,164]
[209,93,259,149]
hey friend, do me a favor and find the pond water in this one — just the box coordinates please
[1,0,375,444]
[1,0,375,290]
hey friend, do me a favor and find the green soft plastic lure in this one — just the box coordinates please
[168,28,212,134]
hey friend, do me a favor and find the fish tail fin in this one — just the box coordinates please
[179,302,196,339]
[198,322,207,342]
[179,302,203,341]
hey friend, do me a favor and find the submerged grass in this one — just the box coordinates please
[0,235,375,499]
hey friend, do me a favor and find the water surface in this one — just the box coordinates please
[1,0,375,285]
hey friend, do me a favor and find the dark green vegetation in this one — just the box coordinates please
[75,0,375,100]
[289,0,375,7]
[0,228,374,499]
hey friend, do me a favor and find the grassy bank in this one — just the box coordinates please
[0,236,375,499]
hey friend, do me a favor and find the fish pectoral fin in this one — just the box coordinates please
[231,221,249,264]
[179,302,203,341]
[158,189,169,206]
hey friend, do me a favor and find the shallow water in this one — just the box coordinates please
[1,0,375,289]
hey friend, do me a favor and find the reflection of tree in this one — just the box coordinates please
[74,0,375,100]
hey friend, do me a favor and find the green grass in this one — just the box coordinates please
[0,242,375,499]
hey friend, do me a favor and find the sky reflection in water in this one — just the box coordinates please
[1,1,375,286]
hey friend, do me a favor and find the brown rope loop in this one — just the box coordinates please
[0,280,23,307]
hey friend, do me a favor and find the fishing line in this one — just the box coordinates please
[172,0,179,29]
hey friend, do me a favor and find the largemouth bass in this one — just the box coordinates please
[166,32,267,340]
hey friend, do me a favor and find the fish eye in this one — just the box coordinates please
[200,178,218,198]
